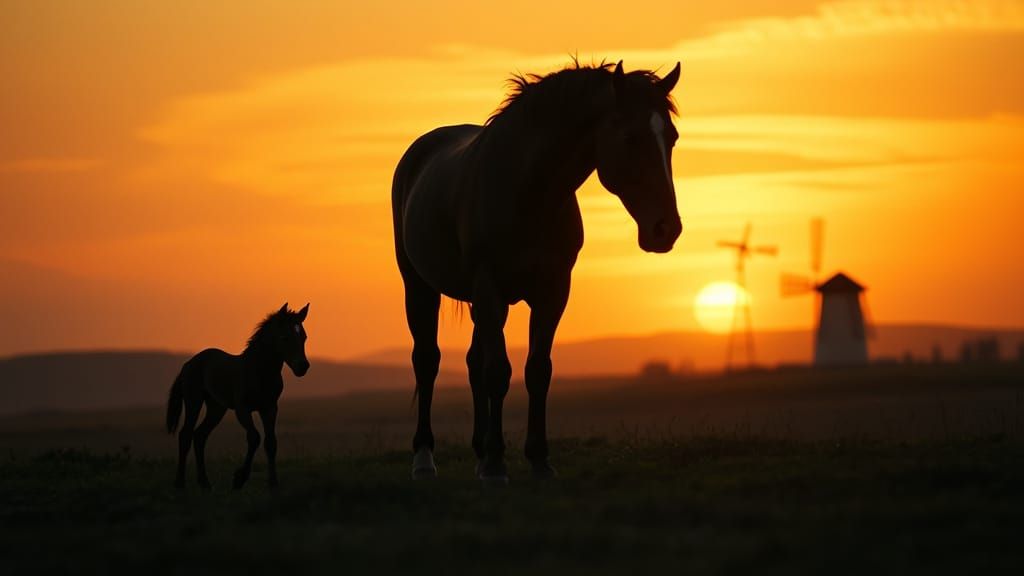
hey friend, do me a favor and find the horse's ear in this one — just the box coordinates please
[612,60,626,104]
[279,302,289,314]
[657,62,681,94]
[613,60,625,87]
[297,303,309,321]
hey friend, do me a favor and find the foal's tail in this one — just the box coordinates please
[166,366,186,435]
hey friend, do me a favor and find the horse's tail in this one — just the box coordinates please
[166,364,187,435]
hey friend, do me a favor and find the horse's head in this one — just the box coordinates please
[274,302,310,376]
[596,61,682,254]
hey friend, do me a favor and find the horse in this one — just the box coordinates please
[166,303,310,490]
[392,60,683,483]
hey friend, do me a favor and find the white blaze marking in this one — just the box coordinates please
[649,112,673,187]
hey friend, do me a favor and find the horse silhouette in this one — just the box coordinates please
[166,303,309,490]
[392,60,682,482]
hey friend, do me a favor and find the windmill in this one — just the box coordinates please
[717,222,777,370]
[781,218,871,367]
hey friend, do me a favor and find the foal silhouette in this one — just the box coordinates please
[393,61,683,482]
[167,303,310,490]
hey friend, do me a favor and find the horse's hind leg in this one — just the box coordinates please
[174,396,202,489]
[192,400,226,490]
[404,273,441,479]
[232,409,261,490]
[259,404,279,488]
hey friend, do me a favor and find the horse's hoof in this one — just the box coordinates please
[479,472,510,486]
[412,448,437,480]
[530,461,557,480]
[477,459,509,485]
[232,470,248,490]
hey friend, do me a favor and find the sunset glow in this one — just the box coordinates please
[694,282,751,335]
[2,1,1022,361]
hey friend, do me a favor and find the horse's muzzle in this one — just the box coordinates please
[640,217,682,253]
[290,361,310,377]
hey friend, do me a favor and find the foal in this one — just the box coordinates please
[167,303,310,490]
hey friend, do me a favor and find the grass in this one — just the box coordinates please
[3,435,1023,575]
[3,364,1023,574]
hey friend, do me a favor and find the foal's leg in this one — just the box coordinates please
[174,397,202,489]
[232,409,261,490]
[472,272,511,483]
[259,404,279,488]
[192,401,226,490]
[404,275,441,479]
[524,273,571,479]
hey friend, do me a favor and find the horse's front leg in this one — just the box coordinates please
[466,311,487,462]
[233,409,261,490]
[472,272,511,483]
[259,404,279,488]
[525,271,570,479]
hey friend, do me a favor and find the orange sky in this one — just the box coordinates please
[2,0,1023,361]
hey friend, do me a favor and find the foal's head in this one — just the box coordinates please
[595,61,682,254]
[257,302,310,376]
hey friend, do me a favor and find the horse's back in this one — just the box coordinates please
[393,124,482,299]
[185,348,242,409]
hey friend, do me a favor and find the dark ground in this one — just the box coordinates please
[1,363,1023,574]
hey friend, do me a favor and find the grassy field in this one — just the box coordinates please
[2,363,1023,574]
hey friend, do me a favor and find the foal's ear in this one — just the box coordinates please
[297,303,309,321]
[612,60,625,94]
[657,62,681,94]
[279,302,289,314]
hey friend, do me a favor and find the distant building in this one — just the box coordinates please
[814,273,868,367]
[960,337,1001,363]
[978,338,1000,362]
[640,360,673,379]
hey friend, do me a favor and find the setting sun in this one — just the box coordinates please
[694,281,750,335]
[1,0,1021,363]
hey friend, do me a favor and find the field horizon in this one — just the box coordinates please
[3,321,1022,416]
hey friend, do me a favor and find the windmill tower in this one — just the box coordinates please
[717,222,777,370]
[781,218,870,367]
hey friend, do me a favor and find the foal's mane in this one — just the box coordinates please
[245,308,290,352]
[486,60,677,127]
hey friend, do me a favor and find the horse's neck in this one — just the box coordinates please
[486,90,610,202]
[242,340,283,374]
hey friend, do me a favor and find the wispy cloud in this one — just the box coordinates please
[0,157,99,174]
[675,0,1024,60]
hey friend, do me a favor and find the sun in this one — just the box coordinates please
[694,281,751,334]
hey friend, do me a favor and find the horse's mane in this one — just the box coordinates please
[486,60,677,126]
[245,308,290,352]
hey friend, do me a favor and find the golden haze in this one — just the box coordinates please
[1,1,1023,362]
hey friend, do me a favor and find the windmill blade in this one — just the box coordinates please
[780,273,814,297]
[810,217,824,276]
[752,245,778,256]
[717,240,744,250]
[741,221,752,247]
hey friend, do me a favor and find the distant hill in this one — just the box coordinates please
[0,351,459,416]
[357,324,1024,376]
[1,324,1021,416]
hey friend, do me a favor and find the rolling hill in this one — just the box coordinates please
[1,324,1021,416]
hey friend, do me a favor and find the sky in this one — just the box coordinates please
[2,0,1023,361]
